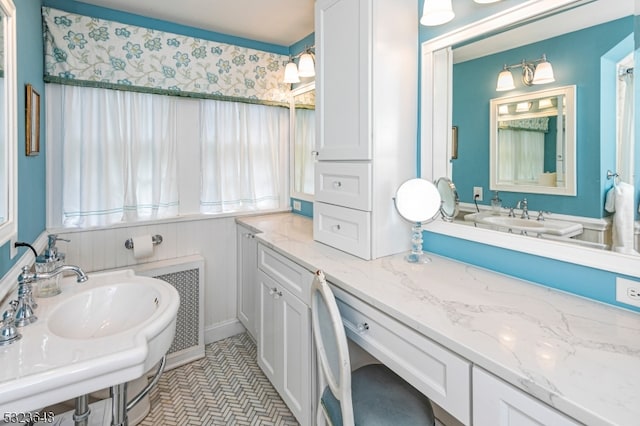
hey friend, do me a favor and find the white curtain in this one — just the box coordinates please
[46,84,179,227]
[497,129,545,184]
[294,108,315,194]
[199,99,288,213]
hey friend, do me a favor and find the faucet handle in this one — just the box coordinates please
[536,211,551,221]
[508,207,516,217]
[0,301,22,346]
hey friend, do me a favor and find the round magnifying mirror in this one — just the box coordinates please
[394,179,441,223]
[435,177,459,222]
[394,179,442,263]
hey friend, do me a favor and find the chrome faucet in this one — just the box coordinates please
[516,198,529,219]
[14,264,88,327]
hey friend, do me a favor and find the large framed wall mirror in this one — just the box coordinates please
[490,85,576,196]
[421,0,637,276]
[290,83,316,202]
[0,0,17,248]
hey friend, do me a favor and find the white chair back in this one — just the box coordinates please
[311,270,354,425]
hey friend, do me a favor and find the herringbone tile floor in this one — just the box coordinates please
[139,333,299,426]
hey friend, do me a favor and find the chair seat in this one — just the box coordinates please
[321,364,435,425]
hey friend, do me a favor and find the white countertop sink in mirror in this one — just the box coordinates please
[465,212,583,237]
[0,269,179,413]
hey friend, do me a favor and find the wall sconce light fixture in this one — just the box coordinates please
[421,0,502,26]
[283,46,315,84]
[496,54,555,91]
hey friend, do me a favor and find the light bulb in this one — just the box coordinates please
[283,61,300,84]
[532,57,555,84]
[496,67,515,91]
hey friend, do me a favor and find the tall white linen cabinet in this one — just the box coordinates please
[314,0,418,260]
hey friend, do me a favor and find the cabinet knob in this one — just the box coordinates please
[332,224,341,232]
[356,322,370,333]
[333,181,342,189]
[244,233,255,239]
[269,287,283,299]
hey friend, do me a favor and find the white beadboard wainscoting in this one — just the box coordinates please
[53,216,245,344]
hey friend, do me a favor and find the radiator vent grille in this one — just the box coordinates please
[154,268,200,354]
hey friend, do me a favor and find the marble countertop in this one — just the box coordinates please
[238,213,640,426]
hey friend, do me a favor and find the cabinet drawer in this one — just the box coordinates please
[315,162,372,211]
[332,286,471,425]
[473,367,580,426]
[313,202,371,260]
[257,244,313,305]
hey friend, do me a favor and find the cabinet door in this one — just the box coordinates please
[237,226,258,339]
[473,367,580,426]
[257,271,280,387]
[280,288,312,426]
[316,0,371,160]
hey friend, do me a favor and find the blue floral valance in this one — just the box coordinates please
[498,117,549,132]
[42,7,291,105]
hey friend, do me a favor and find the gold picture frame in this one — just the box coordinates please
[26,84,40,156]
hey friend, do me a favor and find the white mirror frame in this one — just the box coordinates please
[420,0,639,278]
[0,0,17,248]
[289,82,315,202]
[490,85,576,196]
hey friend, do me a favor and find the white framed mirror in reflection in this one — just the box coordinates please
[0,0,16,247]
[289,82,315,202]
[490,85,576,196]
[421,0,638,276]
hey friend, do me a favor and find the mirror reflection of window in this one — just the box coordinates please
[616,53,634,184]
[291,85,315,199]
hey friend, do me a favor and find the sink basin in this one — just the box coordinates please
[464,212,583,237]
[0,269,179,413]
[48,281,163,339]
[480,216,547,233]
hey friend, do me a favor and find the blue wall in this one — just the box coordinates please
[0,0,47,278]
[452,18,633,218]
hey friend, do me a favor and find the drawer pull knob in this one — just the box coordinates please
[332,224,341,232]
[357,322,370,333]
[333,181,342,189]
[269,287,282,299]
[244,233,255,239]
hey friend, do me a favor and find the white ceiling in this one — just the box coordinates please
[78,0,315,46]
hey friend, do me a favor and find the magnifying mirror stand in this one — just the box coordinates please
[406,222,431,263]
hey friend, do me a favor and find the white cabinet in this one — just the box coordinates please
[256,244,314,426]
[473,367,581,426]
[236,224,258,340]
[314,0,418,260]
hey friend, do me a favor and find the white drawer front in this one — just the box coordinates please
[314,162,372,211]
[313,202,371,260]
[257,244,313,305]
[332,286,471,425]
[473,367,580,426]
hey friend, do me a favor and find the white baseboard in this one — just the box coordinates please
[204,319,246,345]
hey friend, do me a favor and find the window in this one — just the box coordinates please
[46,84,289,228]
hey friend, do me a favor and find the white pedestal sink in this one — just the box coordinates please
[0,269,179,414]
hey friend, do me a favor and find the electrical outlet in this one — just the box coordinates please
[473,187,483,201]
[616,277,640,308]
[292,200,302,211]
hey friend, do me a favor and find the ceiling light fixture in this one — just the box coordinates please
[282,46,315,84]
[496,54,555,91]
[420,0,455,26]
[421,0,503,26]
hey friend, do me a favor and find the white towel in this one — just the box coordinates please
[605,182,638,255]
